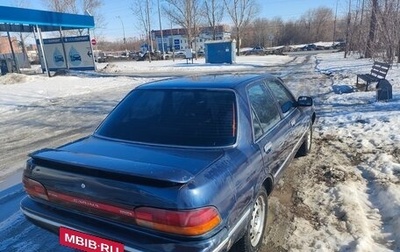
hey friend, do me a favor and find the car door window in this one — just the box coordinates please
[248,83,281,140]
[266,79,296,114]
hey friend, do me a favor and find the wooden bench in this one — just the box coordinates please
[356,61,390,91]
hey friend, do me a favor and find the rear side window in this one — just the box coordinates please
[96,89,237,147]
[265,80,296,114]
[248,83,281,140]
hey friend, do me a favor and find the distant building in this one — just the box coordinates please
[0,36,30,71]
[0,36,21,54]
[151,25,231,52]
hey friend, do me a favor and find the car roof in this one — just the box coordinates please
[136,73,276,90]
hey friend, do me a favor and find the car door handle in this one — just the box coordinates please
[264,142,272,154]
[290,119,296,127]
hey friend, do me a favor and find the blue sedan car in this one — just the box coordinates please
[21,73,315,252]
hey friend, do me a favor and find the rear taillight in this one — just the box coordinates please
[22,177,221,236]
[135,207,221,236]
[46,190,136,224]
[23,177,49,201]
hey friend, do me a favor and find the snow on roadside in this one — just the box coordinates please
[0,73,151,182]
[98,55,292,74]
[0,75,147,111]
[285,52,400,251]
[0,54,293,109]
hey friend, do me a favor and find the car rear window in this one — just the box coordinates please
[96,89,237,147]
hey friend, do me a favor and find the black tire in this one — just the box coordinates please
[297,124,313,157]
[231,187,268,252]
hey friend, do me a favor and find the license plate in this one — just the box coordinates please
[60,227,124,252]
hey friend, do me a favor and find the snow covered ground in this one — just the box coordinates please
[0,53,399,251]
[266,53,400,252]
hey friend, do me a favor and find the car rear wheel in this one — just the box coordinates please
[232,187,268,252]
[297,124,313,157]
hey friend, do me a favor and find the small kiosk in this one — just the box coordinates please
[205,40,236,64]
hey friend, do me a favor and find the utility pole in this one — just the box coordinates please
[146,0,152,62]
[157,0,165,60]
[116,16,127,55]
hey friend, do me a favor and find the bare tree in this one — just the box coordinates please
[395,0,400,63]
[269,18,285,45]
[12,0,32,59]
[202,0,225,40]
[280,21,305,45]
[347,0,400,62]
[223,0,259,55]
[365,0,378,58]
[298,11,314,42]
[372,0,400,62]
[346,1,372,57]
[41,0,104,36]
[163,0,203,50]
[298,8,334,43]
[81,0,104,36]
[13,0,30,8]
[251,18,269,47]
[131,0,153,50]
[351,0,367,56]
[344,0,352,58]
[41,0,76,12]
[236,6,344,49]
[312,8,334,42]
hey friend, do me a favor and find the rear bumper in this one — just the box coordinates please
[20,196,233,252]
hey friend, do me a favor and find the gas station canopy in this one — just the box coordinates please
[0,5,95,32]
[0,6,95,76]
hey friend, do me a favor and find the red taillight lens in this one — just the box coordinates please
[46,190,136,223]
[135,207,221,236]
[23,177,49,201]
[22,177,221,236]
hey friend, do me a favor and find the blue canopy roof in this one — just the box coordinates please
[0,6,95,32]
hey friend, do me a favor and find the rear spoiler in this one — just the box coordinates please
[29,148,195,184]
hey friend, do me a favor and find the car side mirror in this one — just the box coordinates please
[297,96,313,106]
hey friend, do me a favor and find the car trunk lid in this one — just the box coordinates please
[25,136,224,219]
[31,136,224,184]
